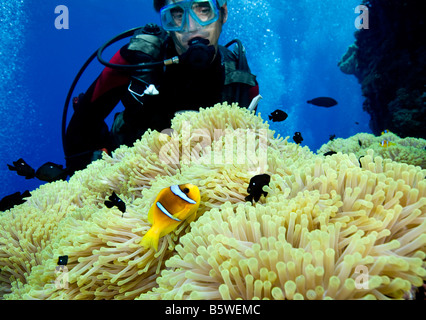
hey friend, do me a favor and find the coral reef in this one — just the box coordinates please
[0,103,425,300]
[337,44,359,77]
[317,132,426,169]
[338,0,426,139]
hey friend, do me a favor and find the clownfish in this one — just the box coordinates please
[140,184,201,251]
[380,140,396,147]
[381,129,391,135]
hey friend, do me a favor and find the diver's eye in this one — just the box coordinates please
[192,2,213,20]
[183,188,190,194]
[171,7,184,24]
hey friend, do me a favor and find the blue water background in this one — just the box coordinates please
[0,0,370,200]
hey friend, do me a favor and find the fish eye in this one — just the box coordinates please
[183,188,190,194]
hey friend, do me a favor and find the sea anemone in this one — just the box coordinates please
[317,132,426,169]
[140,151,426,300]
[1,103,424,300]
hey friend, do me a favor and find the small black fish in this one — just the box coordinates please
[245,174,271,203]
[57,255,69,266]
[329,134,336,141]
[293,132,303,144]
[307,97,338,108]
[324,151,337,156]
[35,162,69,182]
[7,158,35,179]
[358,139,362,147]
[105,192,126,216]
[268,109,288,122]
[355,122,359,125]
[0,190,31,212]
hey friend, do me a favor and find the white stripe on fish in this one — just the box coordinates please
[170,185,196,204]
[156,201,182,222]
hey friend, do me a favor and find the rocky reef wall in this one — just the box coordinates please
[339,0,425,138]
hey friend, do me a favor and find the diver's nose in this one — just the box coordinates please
[185,14,202,32]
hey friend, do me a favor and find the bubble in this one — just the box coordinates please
[0,1,39,199]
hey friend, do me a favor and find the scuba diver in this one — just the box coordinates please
[64,0,259,175]
[2,0,259,210]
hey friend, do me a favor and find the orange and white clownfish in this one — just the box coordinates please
[380,140,396,147]
[381,129,391,135]
[140,184,201,251]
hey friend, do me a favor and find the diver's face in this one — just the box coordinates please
[165,0,228,55]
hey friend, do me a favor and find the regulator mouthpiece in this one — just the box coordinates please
[180,37,215,70]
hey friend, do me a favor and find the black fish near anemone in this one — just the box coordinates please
[293,132,303,144]
[35,162,69,182]
[57,255,68,266]
[105,192,126,216]
[7,158,35,179]
[245,174,271,203]
[7,158,69,182]
[268,109,288,122]
[307,97,338,108]
[0,190,31,212]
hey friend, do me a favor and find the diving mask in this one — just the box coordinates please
[160,0,224,32]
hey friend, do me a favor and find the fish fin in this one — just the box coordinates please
[140,227,160,252]
[118,203,126,213]
[7,164,16,171]
[171,206,193,221]
[104,201,113,208]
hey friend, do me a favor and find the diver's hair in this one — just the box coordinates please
[153,1,225,13]
[153,0,166,12]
